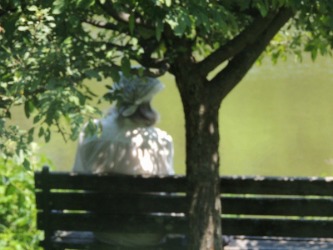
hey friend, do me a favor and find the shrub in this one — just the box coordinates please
[0,159,45,249]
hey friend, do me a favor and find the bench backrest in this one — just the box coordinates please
[35,167,333,248]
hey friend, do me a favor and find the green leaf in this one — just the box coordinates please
[76,0,95,9]
[44,128,51,142]
[121,57,131,77]
[28,128,34,142]
[27,5,39,12]
[311,49,318,61]
[24,100,35,119]
[254,1,269,17]
[84,69,101,80]
[165,0,172,7]
[129,14,135,34]
[17,26,29,31]
[237,0,251,11]
[38,127,44,137]
[23,158,31,170]
[69,95,80,105]
[174,15,191,36]
[109,68,121,83]
[166,8,192,36]
[33,114,43,124]
[155,20,164,41]
[52,0,66,14]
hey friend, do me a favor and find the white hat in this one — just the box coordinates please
[112,74,164,117]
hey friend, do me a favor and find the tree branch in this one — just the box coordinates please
[197,11,278,77]
[96,0,154,31]
[210,7,294,100]
[75,35,132,52]
[96,0,129,23]
[143,66,169,77]
[130,64,169,78]
[110,61,168,78]
[83,19,122,33]
[0,6,17,18]
[0,11,6,18]
[133,37,168,69]
[136,57,169,70]
[80,21,167,75]
[55,119,68,143]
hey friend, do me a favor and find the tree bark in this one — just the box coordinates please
[184,100,222,250]
[172,62,223,249]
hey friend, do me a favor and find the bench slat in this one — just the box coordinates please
[221,176,333,196]
[34,173,187,192]
[37,212,188,233]
[223,218,333,238]
[37,212,333,238]
[36,192,333,217]
[35,172,333,196]
[35,192,188,214]
[222,196,333,217]
[43,232,186,250]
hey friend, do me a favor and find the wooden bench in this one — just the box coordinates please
[35,166,333,249]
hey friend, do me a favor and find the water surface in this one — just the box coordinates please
[17,56,333,177]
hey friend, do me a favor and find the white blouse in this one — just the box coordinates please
[73,110,174,176]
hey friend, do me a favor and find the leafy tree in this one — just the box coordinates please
[1,0,333,249]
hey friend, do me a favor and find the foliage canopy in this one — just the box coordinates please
[1,0,333,144]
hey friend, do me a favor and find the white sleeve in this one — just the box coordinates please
[72,120,103,173]
[165,135,175,175]
[72,139,110,173]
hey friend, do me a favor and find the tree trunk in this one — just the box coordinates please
[173,66,223,250]
[185,100,222,250]
[168,8,293,250]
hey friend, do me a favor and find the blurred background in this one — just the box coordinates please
[11,55,333,176]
